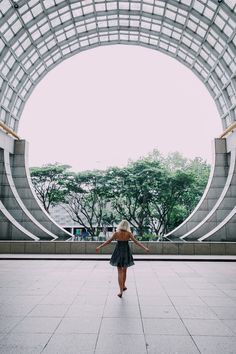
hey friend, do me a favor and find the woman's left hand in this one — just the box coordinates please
[96,247,100,253]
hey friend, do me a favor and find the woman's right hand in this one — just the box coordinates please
[96,247,100,253]
[145,247,150,252]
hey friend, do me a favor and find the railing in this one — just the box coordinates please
[0,121,20,140]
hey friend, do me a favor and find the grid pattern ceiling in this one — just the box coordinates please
[0,0,235,132]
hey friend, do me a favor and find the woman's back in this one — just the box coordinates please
[114,230,131,241]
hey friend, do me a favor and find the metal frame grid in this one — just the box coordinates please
[0,0,235,132]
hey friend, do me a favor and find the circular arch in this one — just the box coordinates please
[0,0,235,134]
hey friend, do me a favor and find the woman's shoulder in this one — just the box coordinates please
[128,231,134,238]
[112,231,118,239]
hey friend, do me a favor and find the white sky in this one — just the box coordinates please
[19,45,222,172]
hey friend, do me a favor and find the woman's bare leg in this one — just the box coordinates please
[123,267,127,290]
[117,267,123,297]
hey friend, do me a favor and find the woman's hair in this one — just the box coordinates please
[117,220,131,232]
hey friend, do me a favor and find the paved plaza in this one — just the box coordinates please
[0,260,236,353]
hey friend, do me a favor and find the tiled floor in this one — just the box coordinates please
[0,260,236,353]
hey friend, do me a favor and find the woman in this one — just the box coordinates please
[96,220,149,298]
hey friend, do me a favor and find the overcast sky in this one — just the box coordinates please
[19,45,222,172]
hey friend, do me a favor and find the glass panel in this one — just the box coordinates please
[0,0,234,126]
[0,0,11,14]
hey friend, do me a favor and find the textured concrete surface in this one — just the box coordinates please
[0,140,71,241]
[0,260,236,353]
[1,241,236,256]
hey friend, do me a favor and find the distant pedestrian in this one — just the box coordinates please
[96,220,149,298]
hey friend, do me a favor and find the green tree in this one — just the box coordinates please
[147,168,196,236]
[65,170,115,239]
[145,151,210,235]
[103,154,209,237]
[104,168,138,235]
[30,151,210,239]
[186,157,210,210]
[105,160,163,236]
[30,163,72,213]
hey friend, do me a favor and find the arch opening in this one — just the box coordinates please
[0,0,235,132]
[0,0,235,242]
[19,44,221,171]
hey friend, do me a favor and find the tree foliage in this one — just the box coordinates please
[30,163,72,213]
[64,170,116,239]
[30,151,210,238]
[105,156,206,236]
[143,151,210,234]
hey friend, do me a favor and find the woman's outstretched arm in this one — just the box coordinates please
[129,233,149,252]
[96,233,116,252]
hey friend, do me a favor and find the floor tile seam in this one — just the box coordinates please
[165,281,227,308]
[0,331,11,344]
[152,265,202,354]
[168,307,202,354]
[172,262,208,299]
[166,294,236,346]
[39,315,68,353]
[39,263,97,353]
[213,316,236,336]
[93,264,115,354]
[200,296,236,308]
[102,314,141,318]
[36,279,65,306]
[133,267,149,354]
[221,289,236,299]
[5,284,61,337]
[188,333,236,337]
[150,262,178,306]
[37,312,70,352]
[39,332,236,338]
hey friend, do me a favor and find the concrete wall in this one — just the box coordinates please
[166,137,236,241]
[0,241,236,255]
[1,134,235,242]
[165,139,229,239]
[0,138,71,240]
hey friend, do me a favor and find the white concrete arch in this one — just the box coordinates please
[0,1,235,131]
[0,0,235,240]
[180,147,236,240]
[165,138,229,239]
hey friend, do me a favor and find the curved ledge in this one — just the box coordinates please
[0,201,39,241]
[180,148,236,240]
[1,149,57,240]
[12,140,72,240]
[198,206,236,242]
[165,139,228,238]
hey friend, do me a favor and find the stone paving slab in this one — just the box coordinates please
[0,260,236,353]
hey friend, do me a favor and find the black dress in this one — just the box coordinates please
[110,240,135,267]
